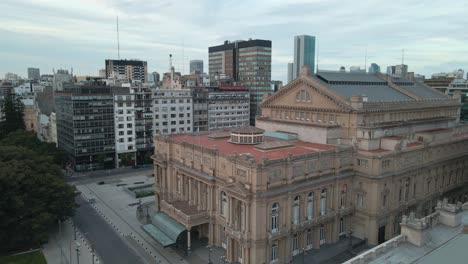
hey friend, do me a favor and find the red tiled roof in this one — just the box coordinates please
[417,128,451,134]
[383,135,405,140]
[407,142,423,147]
[362,148,391,153]
[169,133,335,162]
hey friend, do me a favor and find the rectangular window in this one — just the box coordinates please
[292,235,299,256]
[329,114,334,123]
[317,113,322,122]
[306,112,311,121]
[300,112,305,120]
[357,194,364,208]
[271,244,278,262]
[357,159,369,168]
[285,111,289,119]
[306,229,313,249]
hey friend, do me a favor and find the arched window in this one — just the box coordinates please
[293,196,300,225]
[307,192,314,220]
[221,191,227,217]
[296,90,311,102]
[271,202,279,232]
[320,189,327,216]
[340,184,347,209]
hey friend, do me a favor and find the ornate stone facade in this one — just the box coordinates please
[153,70,468,264]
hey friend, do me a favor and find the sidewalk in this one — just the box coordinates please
[43,219,101,264]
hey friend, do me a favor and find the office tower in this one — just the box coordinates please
[105,59,148,82]
[287,63,294,83]
[152,89,193,135]
[271,80,283,92]
[368,63,381,73]
[293,35,316,79]
[55,84,115,171]
[209,39,272,125]
[387,64,408,78]
[190,60,204,74]
[27,68,40,80]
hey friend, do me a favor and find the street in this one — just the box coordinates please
[74,196,146,264]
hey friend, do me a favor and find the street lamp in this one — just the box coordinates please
[348,228,354,249]
[301,247,307,264]
[76,242,81,264]
[207,244,213,264]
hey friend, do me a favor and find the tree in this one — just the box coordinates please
[0,94,25,137]
[0,146,76,253]
[0,130,65,166]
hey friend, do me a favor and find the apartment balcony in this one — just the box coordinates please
[160,200,209,228]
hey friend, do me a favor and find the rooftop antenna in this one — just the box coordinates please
[364,48,367,73]
[116,16,120,60]
[401,49,405,65]
[169,54,173,71]
[182,38,185,75]
[316,37,319,73]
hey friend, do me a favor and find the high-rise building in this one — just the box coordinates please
[387,64,408,78]
[152,89,193,135]
[368,63,381,73]
[27,68,40,80]
[287,63,294,83]
[293,35,316,79]
[105,59,148,82]
[208,39,272,125]
[271,80,283,92]
[190,60,204,75]
[55,84,115,171]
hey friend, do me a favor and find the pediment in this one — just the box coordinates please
[224,180,250,197]
[262,77,351,112]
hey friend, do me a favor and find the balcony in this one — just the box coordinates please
[160,200,209,228]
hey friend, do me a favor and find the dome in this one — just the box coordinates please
[229,126,265,145]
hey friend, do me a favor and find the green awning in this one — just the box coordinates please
[142,212,186,247]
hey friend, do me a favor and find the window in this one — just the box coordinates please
[329,114,334,123]
[307,192,314,220]
[405,178,410,201]
[271,243,278,262]
[300,112,305,120]
[319,224,326,245]
[357,193,364,208]
[339,218,345,235]
[317,113,322,122]
[271,203,279,232]
[118,124,124,129]
[285,111,289,119]
[296,90,311,102]
[127,124,132,128]
[382,160,391,169]
[340,185,347,209]
[293,196,300,225]
[306,229,313,250]
[320,189,327,216]
[221,192,228,217]
[306,112,311,121]
[357,159,369,168]
[292,234,299,256]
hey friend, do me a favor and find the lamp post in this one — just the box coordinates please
[207,245,213,264]
[76,242,81,264]
[301,247,307,264]
[348,228,354,249]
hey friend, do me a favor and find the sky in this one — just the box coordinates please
[0,0,467,83]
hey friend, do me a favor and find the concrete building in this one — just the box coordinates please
[98,69,106,78]
[50,112,57,146]
[387,64,408,78]
[432,69,464,79]
[152,89,193,135]
[345,200,468,264]
[190,60,204,75]
[350,66,365,73]
[293,35,316,78]
[287,63,294,84]
[4,72,19,81]
[53,69,74,91]
[209,39,272,125]
[21,98,37,132]
[368,63,380,73]
[114,87,137,168]
[105,59,148,82]
[150,67,468,264]
[27,68,40,80]
[271,80,283,92]
[55,84,115,171]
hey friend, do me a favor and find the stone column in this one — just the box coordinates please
[246,203,250,233]
[228,196,233,226]
[188,177,192,205]
[187,228,191,254]
[197,181,201,211]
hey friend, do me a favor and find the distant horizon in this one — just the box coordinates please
[1,0,467,83]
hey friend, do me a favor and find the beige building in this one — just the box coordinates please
[151,67,468,263]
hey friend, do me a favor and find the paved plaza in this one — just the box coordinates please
[74,174,227,264]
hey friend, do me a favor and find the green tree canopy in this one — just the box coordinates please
[0,94,25,137]
[0,145,76,253]
[0,130,65,166]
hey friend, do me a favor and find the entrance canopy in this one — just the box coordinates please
[142,212,186,247]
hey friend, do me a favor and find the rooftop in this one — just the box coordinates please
[167,131,336,163]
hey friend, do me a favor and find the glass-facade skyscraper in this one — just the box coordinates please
[293,35,316,79]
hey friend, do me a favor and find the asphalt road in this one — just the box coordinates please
[68,167,153,184]
[74,196,146,264]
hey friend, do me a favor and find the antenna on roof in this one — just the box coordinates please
[182,38,185,75]
[402,49,405,65]
[169,54,173,71]
[116,16,120,60]
[316,37,319,73]
[364,48,368,73]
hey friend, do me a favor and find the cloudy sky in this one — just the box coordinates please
[1,0,467,82]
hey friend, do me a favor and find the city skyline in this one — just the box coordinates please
[0,0,467,83]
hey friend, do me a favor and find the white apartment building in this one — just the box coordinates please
[207,89,250,130]
[153,89,193,135]
[114,90,137,167]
